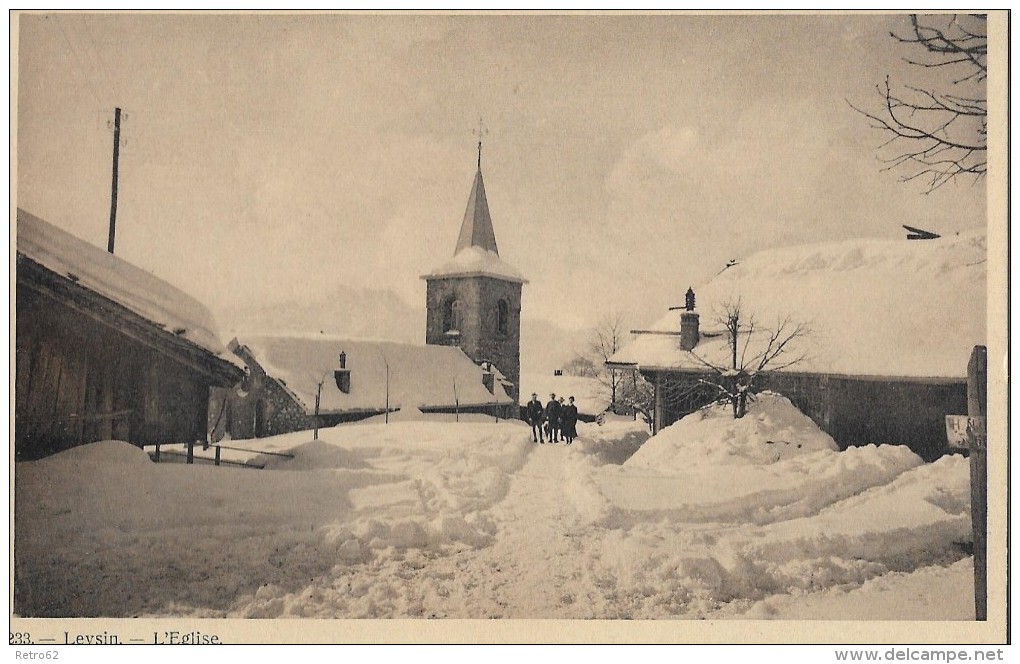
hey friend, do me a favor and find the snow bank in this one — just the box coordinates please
[36,440,153,467]
[592,395,924,525]
[613,230,985,378]
[568,394,970,617]
[626,392,838,470]
[588,454,969,616]
[571,418,651,465]
[741,558,975,620]
[17,209,235,361]
[598,443,923,525]
[14,421,533,618]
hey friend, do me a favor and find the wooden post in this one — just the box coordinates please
[384,359,390,424]
[653,374,662,435]
[313,379,322,441]
[107,107,121,254]
[186,439,194,465]
[967,345,987,621]
[215,445,221,467]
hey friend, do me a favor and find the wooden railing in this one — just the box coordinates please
[151,441,293,469]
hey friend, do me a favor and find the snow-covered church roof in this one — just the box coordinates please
[610,230,987,380]
[16,208,238,366]
[236,334,513,415]
[422,167,527,284]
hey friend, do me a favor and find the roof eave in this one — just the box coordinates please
[421,270,528,284]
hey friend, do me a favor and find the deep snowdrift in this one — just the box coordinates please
[14,395,971,620]
[626,392,838,469]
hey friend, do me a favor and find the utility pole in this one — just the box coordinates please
[314,377,324,440]
[107,107,122,254]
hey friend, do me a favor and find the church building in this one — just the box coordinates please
[422,151,527,404]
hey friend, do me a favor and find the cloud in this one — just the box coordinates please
[606,125,700,196]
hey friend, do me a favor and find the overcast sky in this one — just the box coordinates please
[16,13,987,333]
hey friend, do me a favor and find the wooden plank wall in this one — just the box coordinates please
[15,282,212,459]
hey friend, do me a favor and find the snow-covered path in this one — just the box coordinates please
[255,443,611,619]
[420,444,603,618]
[15,405,974,620]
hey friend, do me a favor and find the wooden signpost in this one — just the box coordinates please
[945,345,987,621]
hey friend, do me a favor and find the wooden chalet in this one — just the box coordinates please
[609,231,986,461]
[15,209,244,460]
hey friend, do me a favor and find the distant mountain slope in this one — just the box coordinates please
[217,285,423,344]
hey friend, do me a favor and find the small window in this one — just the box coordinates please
[497,299,509,336]
[443,297,462,333]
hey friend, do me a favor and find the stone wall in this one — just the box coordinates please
[209,354,315,440]
[425,275,523,404]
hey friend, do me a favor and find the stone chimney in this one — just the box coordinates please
[480,361,495,394]
[334,351,351,393]
[680,311,700,351]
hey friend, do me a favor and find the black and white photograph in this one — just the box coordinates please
[10,10,1008,648]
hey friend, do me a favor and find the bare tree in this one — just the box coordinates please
[689,300,809,419]
[588,313,629,408]
[850,14,987,193]
[616,367,655,428]
[562,353,598,380]
[567,313,654,421]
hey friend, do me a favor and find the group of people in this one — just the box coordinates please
[525,393,579,444]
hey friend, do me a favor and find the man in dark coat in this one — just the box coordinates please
[526,393,545,443]
[562,396,579,444]
[545,393,562,443]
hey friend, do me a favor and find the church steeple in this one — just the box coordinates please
[454,167,499,255]
[423,144,525,408]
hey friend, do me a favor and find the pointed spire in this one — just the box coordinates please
[454,167,499,255]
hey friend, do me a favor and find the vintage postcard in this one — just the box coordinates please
[9,10,1009,648]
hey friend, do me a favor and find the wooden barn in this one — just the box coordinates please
[210,334,515,440]
[15,209,244,460]
[608,230,986,461]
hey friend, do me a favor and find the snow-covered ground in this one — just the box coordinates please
[14,396,973,620]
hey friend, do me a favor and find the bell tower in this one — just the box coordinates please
[422,143,526,404]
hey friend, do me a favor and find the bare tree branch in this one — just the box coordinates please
[850,14,987,193]
[686,302,809,418]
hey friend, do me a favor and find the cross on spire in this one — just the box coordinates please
[473,117,488,170]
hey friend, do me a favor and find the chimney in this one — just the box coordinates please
[334,351,351,393]
[480,361,495,394]
[680,311,700,351]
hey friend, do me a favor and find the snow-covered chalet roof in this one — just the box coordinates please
[237,334,513,415]
[610,230,986,380]
[16,208,239,366]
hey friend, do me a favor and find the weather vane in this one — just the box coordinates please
[473,117,488,169]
